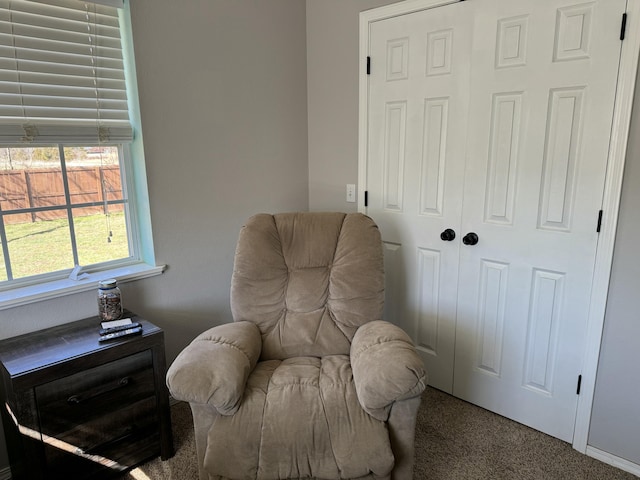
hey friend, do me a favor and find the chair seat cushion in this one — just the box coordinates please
[203,355,394,480]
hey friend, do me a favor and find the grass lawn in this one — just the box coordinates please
[1,212,130,281]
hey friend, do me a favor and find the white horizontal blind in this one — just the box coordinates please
[0,0,132,144]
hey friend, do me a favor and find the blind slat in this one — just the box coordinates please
[0,108,130,120]
[2,0,119,25]
[5,15,121,36]
[0,0,132,144]
[0,81,127,100]
[2,50,125,73]
[1,58,126,80]
[0,93,129,111]
[10,41,124,61]
[0,70,126,90]
[7,20,122,44]
[0,123,133,145]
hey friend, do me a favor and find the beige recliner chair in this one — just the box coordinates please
[166,212,427,480]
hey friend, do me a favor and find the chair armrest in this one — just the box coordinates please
[166,321,262,415]
[351,320,427,421]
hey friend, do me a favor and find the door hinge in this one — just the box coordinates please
[366,56,371,75]
[576,374,582,395]
[364,190,369,207]
[597,210,603,233]
[621,13,627,41]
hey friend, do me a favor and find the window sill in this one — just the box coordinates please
[0,263,165,311]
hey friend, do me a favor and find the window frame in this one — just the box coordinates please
[0,1,162,311]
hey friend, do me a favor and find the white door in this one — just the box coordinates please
[366,0,626,442]
[368,1,471,391]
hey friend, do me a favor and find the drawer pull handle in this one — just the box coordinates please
[66,376,132,405]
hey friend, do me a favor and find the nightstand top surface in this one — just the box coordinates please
[0,312,161,378]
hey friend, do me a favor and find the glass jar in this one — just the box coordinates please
[98,279,123,321]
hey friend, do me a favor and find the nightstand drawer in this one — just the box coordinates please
[40,396,159,479]
[34,350,159,478]
[36,350,155,427]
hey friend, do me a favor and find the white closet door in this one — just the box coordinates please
[365,0,626,442]
[453,0,625,442]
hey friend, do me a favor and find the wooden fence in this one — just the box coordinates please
[0,166,123,224]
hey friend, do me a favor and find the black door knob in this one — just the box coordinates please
[440,229,456,241]
[462,232,479,246]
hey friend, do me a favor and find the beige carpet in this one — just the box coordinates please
[123,387,637,479]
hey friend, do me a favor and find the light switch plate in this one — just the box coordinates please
[346,184,356,203]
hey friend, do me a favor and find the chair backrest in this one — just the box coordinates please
[230,212,384,360]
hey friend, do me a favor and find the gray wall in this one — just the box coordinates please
[124,0,308,361]
[588,71,640,464]
[0,0,308,472]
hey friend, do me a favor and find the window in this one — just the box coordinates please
[0,145,130,281]
[0,0,159,307]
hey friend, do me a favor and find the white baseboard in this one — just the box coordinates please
[0,466,11,480]
[587,446,640,478]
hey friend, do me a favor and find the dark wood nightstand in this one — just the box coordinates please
[0,312,174,480]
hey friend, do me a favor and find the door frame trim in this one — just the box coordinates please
[573,0,640,453]
[358,0,640,454]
